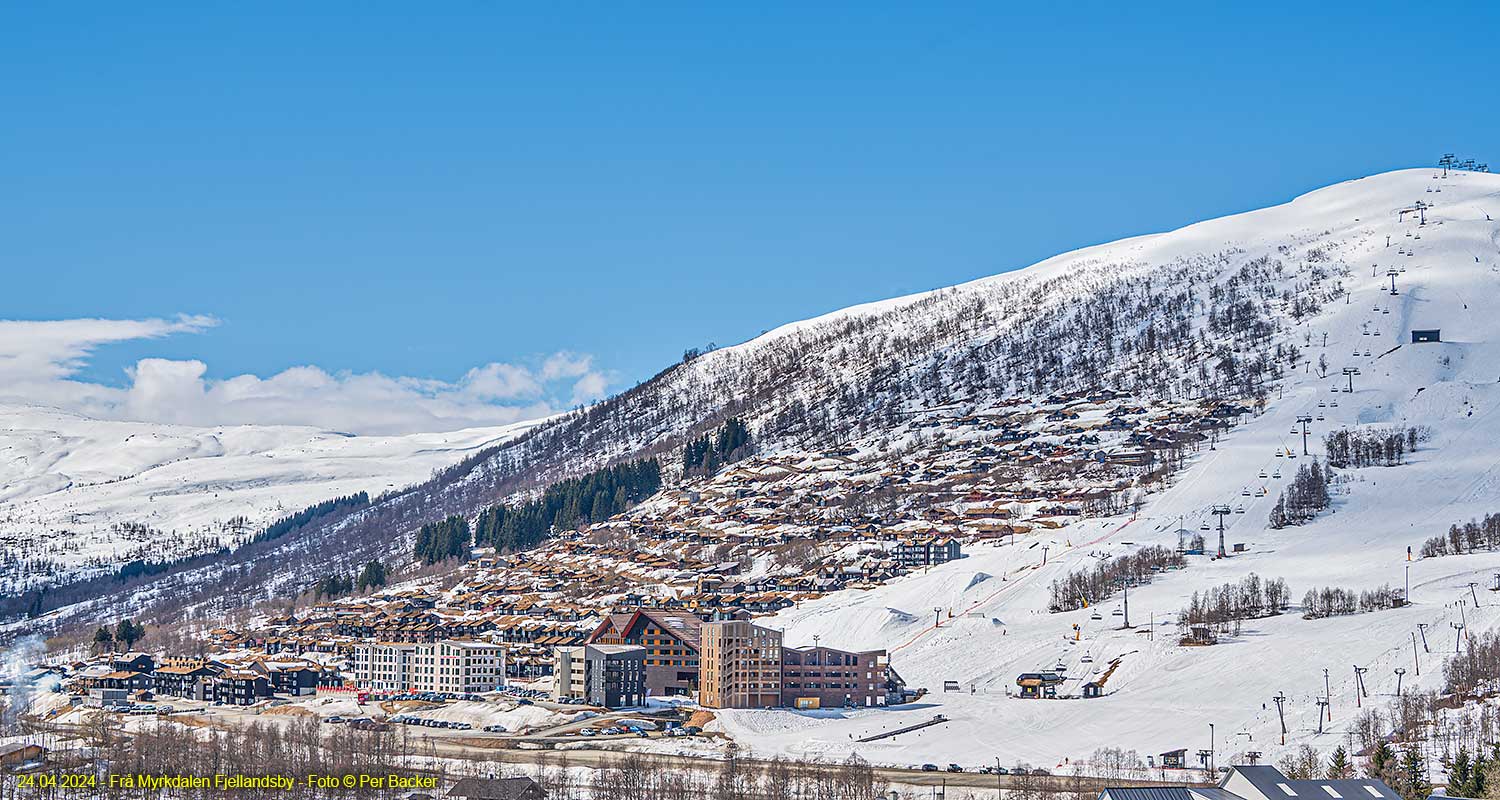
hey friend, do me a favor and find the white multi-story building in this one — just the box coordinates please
[348,642,417,691]
[553,646,586,700]
[411,640,506,694]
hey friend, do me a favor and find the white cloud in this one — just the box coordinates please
[0,316,612,435]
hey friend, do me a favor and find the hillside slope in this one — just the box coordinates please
[712,167,1500,768]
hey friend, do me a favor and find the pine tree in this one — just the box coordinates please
[1327,746,1354,779]
[1396,745,1427,800]
[93,626,115,654]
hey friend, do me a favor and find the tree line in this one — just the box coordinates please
[1177,573,1290,635]
[470,457,662,554]
[1420,512,1500,558]
[1268,461,1331,528]
[253,492,370,544]
[1300,584,1404,619]
[311,560,388,599]
[1324,426,1424,469]
[682,417,752,478]
[1048,545,1183,612]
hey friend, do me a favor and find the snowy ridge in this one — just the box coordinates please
[705,168,1500,769]
[0,403,534,593]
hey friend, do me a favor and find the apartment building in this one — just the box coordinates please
[584,644,646,709]
[349,642,417,691]
[699,619,783,709]
[588,609,701,697]
[780,645,889,708]
[553,646,586,701]
[411,640,506,694]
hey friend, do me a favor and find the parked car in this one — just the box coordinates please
[579,729,597,737]
[921,764,939,772]
[947,764,963,773]
[324,716,345,724]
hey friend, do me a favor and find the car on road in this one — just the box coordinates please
[483,724,507,733]
[947,764,963,773]
[579,729,597,737]
[921,764,939,772]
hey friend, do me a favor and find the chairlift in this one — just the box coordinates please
[1090,611,1102,621]
[1055,661,1067,672]
[1288,450,1298,459]
[1316,414,1325,421]
[1274,450,1284,457]
[1241,489,1251,497]
[1373,330,1381,336]
[1199,523,1211,530]
[1258,470,1268,478]
[1081,652,1094,664]
[1317,402,1326,408]
[1111,608,1124,617]
[1272,470,1282,478]
[1255,487,1268,497]
[1235,505,1246,514]
[1330,400,1338,408]
[1363,349,1371,357]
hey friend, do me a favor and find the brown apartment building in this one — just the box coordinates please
[700,619,783,709]
[780,645,889,709]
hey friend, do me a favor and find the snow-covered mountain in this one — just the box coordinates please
[13,161,1500,784]
[0,404,536,594]
[704,166,1500,767]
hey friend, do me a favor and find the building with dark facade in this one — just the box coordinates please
[894,536,963,568]
[583,644,646,709]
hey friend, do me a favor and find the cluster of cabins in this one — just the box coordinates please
[157,390,1244,716]
[69,651,327,708]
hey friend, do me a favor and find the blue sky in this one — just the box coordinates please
[3,2,1495,431]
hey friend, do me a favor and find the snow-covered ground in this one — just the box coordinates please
[711,168,1500,769]
[0,404,537,591]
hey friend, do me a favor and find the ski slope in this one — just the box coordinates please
[712,167,1500,769]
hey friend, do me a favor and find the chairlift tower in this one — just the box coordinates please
[1211,505,1232,558]
[1342,367,1361,393]
[1315,699,1329,733]
[1387,269,1400,295]
[1272,692,1287,744]
[1453,621,1466,653]
[1295,416,1314,456]
[1394,667,1406,697]
[1353,665,1369,707]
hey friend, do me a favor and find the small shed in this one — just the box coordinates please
[1082,681,1103,699]
[0,742,47,768]
[1412,329,1441,343]
[1159,748,1187,769]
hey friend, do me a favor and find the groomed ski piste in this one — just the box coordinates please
[710,168,1500,770]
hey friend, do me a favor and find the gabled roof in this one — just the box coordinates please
[1221,765,1400,800]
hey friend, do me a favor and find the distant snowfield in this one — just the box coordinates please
[0,404,537,592]
[710,168,1500,768]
